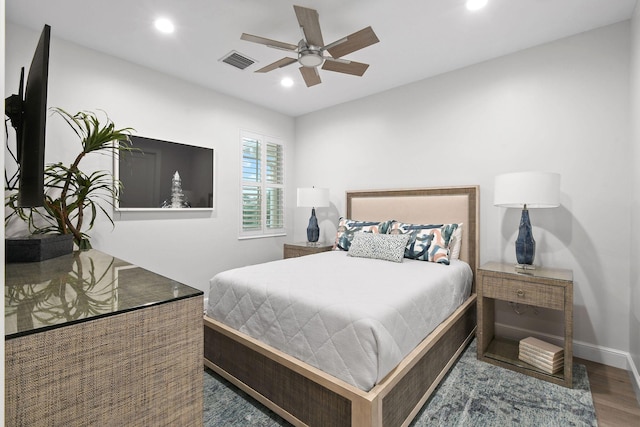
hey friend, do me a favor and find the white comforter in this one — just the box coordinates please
[207,250,472,391]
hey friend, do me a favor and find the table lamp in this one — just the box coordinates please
[297,187,330,244]
[494,172,560,269]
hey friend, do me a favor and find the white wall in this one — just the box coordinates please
[630,1,640,398]
[295,23,634,365]
[4,23,296,296]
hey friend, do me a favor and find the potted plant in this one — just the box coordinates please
[5,108,134,250]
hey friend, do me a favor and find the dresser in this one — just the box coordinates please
[5,249,204,426]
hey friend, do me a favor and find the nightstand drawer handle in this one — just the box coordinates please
[516,289,525,298]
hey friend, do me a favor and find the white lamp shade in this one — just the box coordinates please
[494,172,560,208]
[297,187,330,208]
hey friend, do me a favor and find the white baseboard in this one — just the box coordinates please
[495,322,640,403]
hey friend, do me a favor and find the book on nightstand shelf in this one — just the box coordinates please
[518,347,564,365]
[518,352,564,374]
[519,337,564,374]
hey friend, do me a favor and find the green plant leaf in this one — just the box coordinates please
[5,108,136,248]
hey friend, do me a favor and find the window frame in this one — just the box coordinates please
[239,130,286,239]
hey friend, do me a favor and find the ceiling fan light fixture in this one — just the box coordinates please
[299,51,324,67]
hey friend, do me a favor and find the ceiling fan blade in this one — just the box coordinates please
[255,57,298,73]
[322,59,369,76]
[241,33,298,51]
[325,26,379,59]
[293,5,324,47]
[299,66,321,87]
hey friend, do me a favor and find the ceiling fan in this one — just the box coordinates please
[240,5,379,87]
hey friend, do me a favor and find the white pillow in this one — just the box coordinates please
[449,223,463,260]
[347,233,410,263]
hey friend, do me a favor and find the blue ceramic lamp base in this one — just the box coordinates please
[515,207,536,269]
[306,207,320,243]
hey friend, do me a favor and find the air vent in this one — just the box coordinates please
[220,51,256,70]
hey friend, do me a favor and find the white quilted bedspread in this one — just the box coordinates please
[207,251,472,391]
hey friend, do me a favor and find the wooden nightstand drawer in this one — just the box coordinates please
[283,243,333,259]
[285,248,312,258]
[482,276,565,310]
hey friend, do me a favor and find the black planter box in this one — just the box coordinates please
[5,234,74,263]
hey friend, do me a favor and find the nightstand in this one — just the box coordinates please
[477,261,573,387]
[283,242,333,259]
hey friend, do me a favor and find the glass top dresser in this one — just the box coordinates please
[5,249,204,426]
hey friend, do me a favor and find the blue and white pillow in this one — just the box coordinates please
[389,222,459,264]
[332,218,393,251]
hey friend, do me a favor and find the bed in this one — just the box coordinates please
[204,186,479,426]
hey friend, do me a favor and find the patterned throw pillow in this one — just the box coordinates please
[347,233,411,263]
[332,218,392,251]
[389,222,460,265]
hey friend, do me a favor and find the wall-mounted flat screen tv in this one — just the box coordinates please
[5,24,51,207]
[116,136,214,210]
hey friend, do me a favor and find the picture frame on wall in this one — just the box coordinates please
[115,135,214,211]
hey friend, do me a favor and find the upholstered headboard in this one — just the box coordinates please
[346,186,479,288]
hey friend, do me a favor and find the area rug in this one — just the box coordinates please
[203,339,597,426]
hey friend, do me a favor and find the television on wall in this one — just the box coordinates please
[116,136,214,210]
[5,24,51,207]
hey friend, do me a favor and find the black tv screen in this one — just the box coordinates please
[5,24,51,207]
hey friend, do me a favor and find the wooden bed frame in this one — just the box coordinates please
[204,186,479,426]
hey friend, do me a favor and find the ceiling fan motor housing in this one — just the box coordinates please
[298,46,324,67]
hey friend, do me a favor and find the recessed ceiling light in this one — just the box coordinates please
[154,17,175,34]
[466,0,488,11]
[281,77,294,88]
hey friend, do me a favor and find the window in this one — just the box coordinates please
[240,131,285,238]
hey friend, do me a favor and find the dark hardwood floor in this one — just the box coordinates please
[576,357,640,426]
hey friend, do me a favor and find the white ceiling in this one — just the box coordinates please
[6,0,637,117]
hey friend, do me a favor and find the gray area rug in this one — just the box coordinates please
[203,339,597,426]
